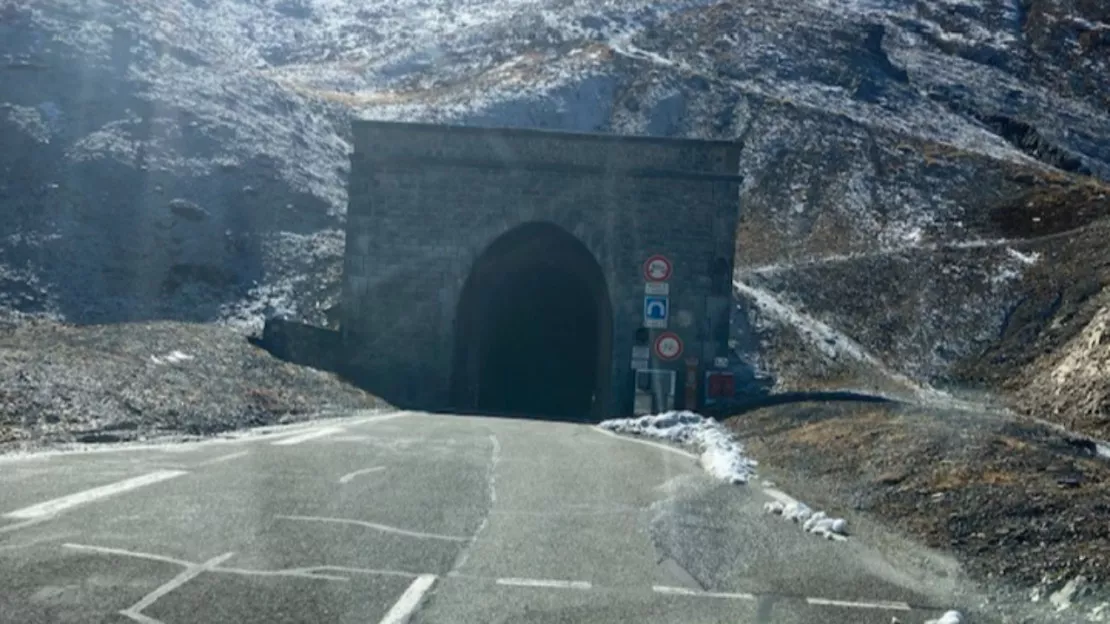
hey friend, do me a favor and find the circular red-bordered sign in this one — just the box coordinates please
[642,254,673,282]
[653,332,684,361]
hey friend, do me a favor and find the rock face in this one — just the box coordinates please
[2,0,1108,408]
[1,0,351,329]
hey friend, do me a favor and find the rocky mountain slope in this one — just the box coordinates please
[2,0,1108,424]
[0,318,383,451]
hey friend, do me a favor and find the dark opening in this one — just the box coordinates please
[452,222,613,421]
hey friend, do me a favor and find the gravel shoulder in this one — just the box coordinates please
[0,319,384,453]
[725,400,1110,621]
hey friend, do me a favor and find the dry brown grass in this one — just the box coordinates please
[727,401,1110,588]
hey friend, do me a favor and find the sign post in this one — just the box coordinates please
[684,357,699,410]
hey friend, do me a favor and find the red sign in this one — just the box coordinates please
[707,372,735,399]
[642,254,673,282]
[653,332,683,361]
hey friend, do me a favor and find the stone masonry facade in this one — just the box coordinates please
[341,120,741,417]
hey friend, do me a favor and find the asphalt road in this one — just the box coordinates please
[0,410,969,623]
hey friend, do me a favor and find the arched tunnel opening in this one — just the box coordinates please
[452,222,613,421]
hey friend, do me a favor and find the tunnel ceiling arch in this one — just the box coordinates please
[452,222,614,420]
[339,120,743,418]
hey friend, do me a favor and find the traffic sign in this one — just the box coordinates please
[653,332,683,361]
[645,281,669,295]
[644,295,668,329]
[643,254,672,282]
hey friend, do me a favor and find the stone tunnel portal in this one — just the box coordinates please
[452,222,613,421]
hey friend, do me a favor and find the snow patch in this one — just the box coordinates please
[735,279,948,403]
[150,350,194,365]
[1006,247,1040,266]
[925,611,962,624]
[598,411,757,484]
[763,500,849,540]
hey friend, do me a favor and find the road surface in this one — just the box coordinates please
[0,410,965,623]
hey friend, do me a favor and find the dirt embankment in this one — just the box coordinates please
[0,319,384,452]
[727,401,1110,600]
[955,179,1110,441]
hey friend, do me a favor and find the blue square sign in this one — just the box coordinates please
[644,295,669,328]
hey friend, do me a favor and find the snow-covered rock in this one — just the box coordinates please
[599,411,757,484]
[763,499,849,539]
[924,610,962,624]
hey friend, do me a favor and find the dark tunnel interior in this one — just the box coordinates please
[452,222,613,421]
[476,268,599,417]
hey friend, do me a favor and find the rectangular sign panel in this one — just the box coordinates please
[644,295,669,329]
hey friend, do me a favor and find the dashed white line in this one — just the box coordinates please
[496,577,592,590]
[120,552,234,624]
[805,597,912,611]
[338,466,386,484]
[378,574,437,624]
[652,585,756,600]
[591,426,699,459]
[271,426,344,446]
[275,515,470,542]
[195,451,250,467]
[3,470,188,520]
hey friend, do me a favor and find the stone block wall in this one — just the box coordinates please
[341,121,741,416]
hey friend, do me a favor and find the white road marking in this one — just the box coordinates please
[3,470,187,520]
[307,565,421,579]
[450,434,500,574]
[120,552,234,624]
[338,466,386,484]
[350,411,410,426]
[195,451,250,466]
[591,426,699,459]
[63,543,194,567]
[0,516,52,535]
[378,574,437,624]
[652,585,756,600]
[331,435,375,442]
[64,542,415,584]
[0,532,73,551]
[214,566,351,582]
[271,426,344,446]
[805,597,912,611]
[487,434,500,504]
[496,577,592,590]
[275,515,469,542]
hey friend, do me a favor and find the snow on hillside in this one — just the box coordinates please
[2,0,1108,387]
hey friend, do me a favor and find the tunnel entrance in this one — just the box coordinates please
[452,222,613,421]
